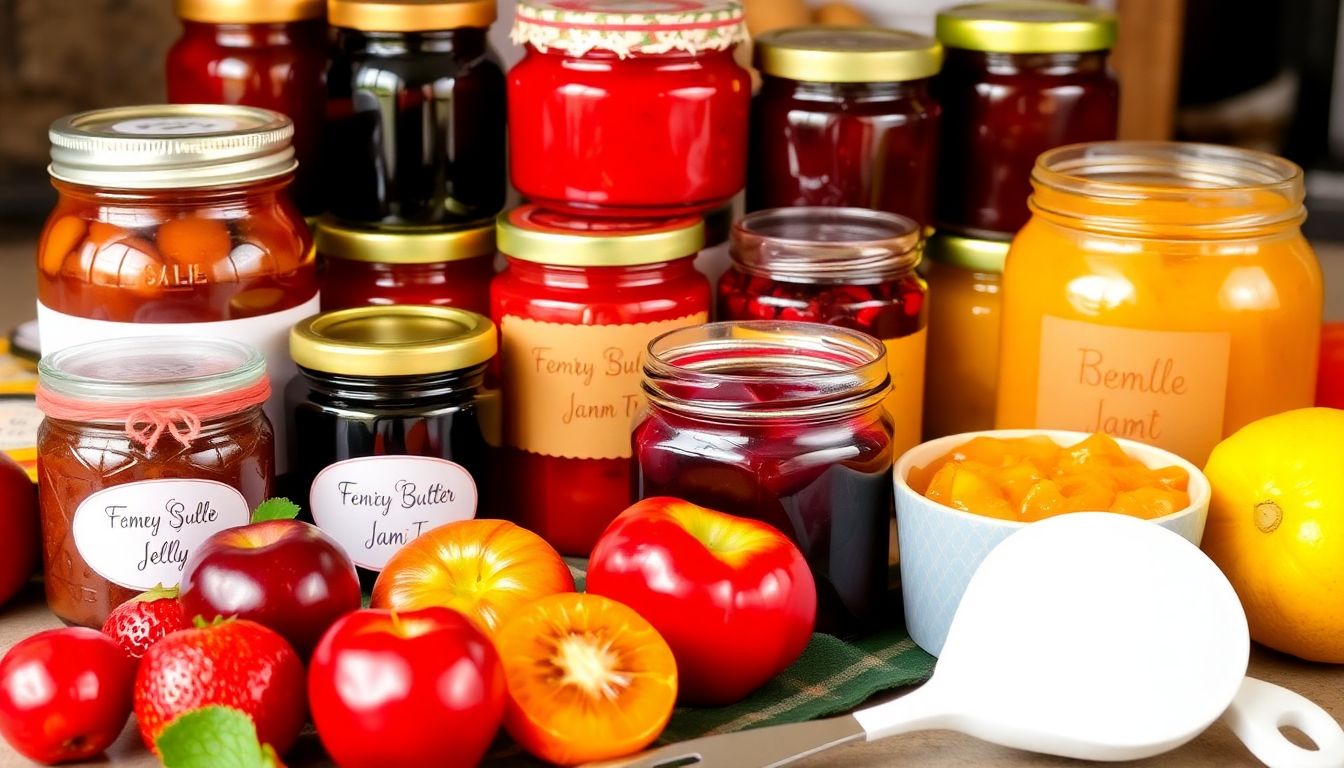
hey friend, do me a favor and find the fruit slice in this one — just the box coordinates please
[495,593,678,766]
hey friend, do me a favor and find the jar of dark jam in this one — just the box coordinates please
[37,337,274,627]
[749,27,943,231]
[935,1,1118,237]
[324,0,506,228]
[635,321,894,635]
[316,219,494,314]
[287,305,496,587]
[718,207,927,456]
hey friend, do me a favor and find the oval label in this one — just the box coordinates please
[309,455,479,571]
[71,479,251,591]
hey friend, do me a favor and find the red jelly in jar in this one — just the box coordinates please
[934,1,1118,236]
[493,206,710,555]
[508,0,751,217]
[749,27,943,231]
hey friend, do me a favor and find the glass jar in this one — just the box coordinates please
[922,233,1008,439]
[997,142,1323,466]
[635,321,894,635]
[39,105,319,472]
[693,203,735,295]
[316,220,494,313]
[288,306,495,587]
[324,0,506,228]
[36,337,274,627]
[509,0,750,218]
[493,205,711,555]
[748,27,943,232]
[167,0,328,216]
[934,1,1118,237]
[717,207,927,455]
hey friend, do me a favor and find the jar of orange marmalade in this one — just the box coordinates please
[997,142,1322,465]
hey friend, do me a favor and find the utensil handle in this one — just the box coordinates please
[1224,676,1344,768]
[852,686,949,742]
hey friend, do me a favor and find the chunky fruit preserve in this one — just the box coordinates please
[36,338,273,628]
[493,206,710,555]
[635,322,895,635]
[718,207,928,455]
[508,0,750,217]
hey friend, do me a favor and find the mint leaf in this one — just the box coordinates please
[156,707,266,768]
[251,497,301,523]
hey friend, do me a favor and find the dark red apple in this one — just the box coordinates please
[0,454,36,608]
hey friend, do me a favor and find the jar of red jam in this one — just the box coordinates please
[493,205,710,555]
[167,0,328,216]
[36,337,274,627]
[509,0,750,218]
[316,220,494,313]
[935,1,1118,237]
[636,321,894,634]
[718,207,927,456]
[39,105,319,473]
[324,0,506,228]
[749,27,943,231]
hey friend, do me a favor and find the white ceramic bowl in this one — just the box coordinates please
[896,430,1211,657]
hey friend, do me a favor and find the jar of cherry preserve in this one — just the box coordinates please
[316,220,494,313]
[167,0,328,216]
[509,0,750,217]
[636,321,894,634]
[493,205,710,556]
[749,27,943,231]
[39,105,319,473]
[324,0,506,228]
[935,1,1118,236]
[718,207,927,455]
[37,337,273,627]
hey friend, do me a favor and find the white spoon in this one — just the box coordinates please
[596,513,1344,768]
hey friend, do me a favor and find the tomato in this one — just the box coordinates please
[587,498,816,705]
[308,608,506,768]
[495,593,677,766]
[1316,322,1344,409]
[371,519,574,636]
[0,628,135,764]
[0,454,37,609]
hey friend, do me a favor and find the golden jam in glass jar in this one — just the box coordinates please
[36,338,274,627]
[997,142,1322,465]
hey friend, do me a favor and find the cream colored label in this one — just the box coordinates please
[1035,316,1230,462]
[501,313,708,460]
[884,328,927,455]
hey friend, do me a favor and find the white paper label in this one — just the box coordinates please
[310,455,479,571]
[37,295,321,474]
[0,399,41,451]
[72,479,251,590]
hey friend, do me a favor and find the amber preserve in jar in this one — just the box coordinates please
[36,337,274,628]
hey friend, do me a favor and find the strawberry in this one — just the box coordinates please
[134,618,305,756]
[102,585,188,659]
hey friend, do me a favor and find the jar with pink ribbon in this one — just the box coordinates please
[35,337,274,627]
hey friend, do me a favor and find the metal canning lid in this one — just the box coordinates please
[497,205,705,268]
[290,306,497,377]
[329,0,497,31]
[926,232,1011,273]
[936,1,1117,54]
[175,0,324,23]
[315,219,495,264]
[49,105,296,190]
[731,207,923,284]
[38,337,266,404]
[755,26,943,83]
[513,0,746,57]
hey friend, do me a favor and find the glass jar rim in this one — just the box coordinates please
[39,337,266,403]
[730,207,923,284]
[643,321,890,421]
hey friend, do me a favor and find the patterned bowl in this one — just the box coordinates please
[895,429,1211,657]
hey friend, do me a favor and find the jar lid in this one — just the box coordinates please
[926,232,1010,273]
[38,337,266,404]
[49,105,296,190]
[936,1,1117,54]
[329,0,496,31]
[731,207,923,284]
[755,26,943,83]
[315,220,495,264]
[291,306,497,377]
[512,0,746,57]
[497,205,705,268]
[175,0,324,23]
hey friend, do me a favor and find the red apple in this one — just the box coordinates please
[0,454,36,608]
[179,512,361,657]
